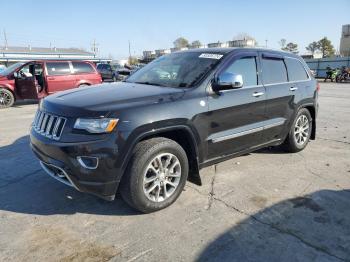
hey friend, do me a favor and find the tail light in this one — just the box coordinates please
[316,82,320,92]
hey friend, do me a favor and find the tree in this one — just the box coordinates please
[281,42,298,54]
[173,37,189,48]
[191,40,202,48]
[306,41,320,56]
[279,38,287,49]
[317,37,335,58]
[128,56,139,65]
[282,42,298,54]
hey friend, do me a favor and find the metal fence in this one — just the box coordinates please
[305,57,350,78]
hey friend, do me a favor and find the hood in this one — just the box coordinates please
[42,82,185,117]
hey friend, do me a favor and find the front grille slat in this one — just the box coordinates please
[45,115,54,137]
[33,110,66,141]
[40,114,49,133]
[37,112,44,130]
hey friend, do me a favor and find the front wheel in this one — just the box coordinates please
[0,88,15,108]
[283,108,312,153]
[120,137,189,213]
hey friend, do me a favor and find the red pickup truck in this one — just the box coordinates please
[0,60,102,108]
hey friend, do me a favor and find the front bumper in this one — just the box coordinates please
[30,128,122,201]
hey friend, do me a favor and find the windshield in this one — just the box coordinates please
[126,52,224,88]
[0,62,25,76]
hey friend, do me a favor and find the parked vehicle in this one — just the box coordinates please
[324,67,339,82]
[115,68,131,81]
[98,63,131,82]
[336,66,350,82]
[30,48,318,213]
[96,63,117,82]
[0,60,102,108]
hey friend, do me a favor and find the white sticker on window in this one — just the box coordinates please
[199,53,223,59]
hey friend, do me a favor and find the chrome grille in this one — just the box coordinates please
[33,110,66,140]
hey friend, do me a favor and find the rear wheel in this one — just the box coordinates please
[0,88,15,108]
[283,108,312,153]
[120,137,188,213]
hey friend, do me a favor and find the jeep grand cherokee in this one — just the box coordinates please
[30,48,318,213]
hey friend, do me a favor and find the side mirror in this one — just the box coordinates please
[213,73,243,92]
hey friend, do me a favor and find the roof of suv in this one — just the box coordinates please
[180,47,300,58]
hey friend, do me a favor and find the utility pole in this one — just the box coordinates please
[128,40,131,63]
[91,39,99,56]
[265,39,268,48]
[3,29,8,50]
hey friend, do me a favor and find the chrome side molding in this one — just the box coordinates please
[212,120,285,143]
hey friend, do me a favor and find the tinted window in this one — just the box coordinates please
[262,58,288,84]
[222,57,257,86]
[46,62,71,76]
[285,58,309,81]
[72,62,95,74]
[96,64,104,70]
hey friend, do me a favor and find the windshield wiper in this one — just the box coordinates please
[134,81,164,87]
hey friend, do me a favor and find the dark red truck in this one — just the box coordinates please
[0,60,102,108]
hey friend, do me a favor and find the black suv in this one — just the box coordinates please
[96,63,117,82]
[30,48,318,213]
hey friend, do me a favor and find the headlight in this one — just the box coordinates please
[74,118,118,133]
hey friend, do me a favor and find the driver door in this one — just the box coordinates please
[206,52,266,160]
[15,64,38,99]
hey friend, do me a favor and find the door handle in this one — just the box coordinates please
[289,87,298,91]
[252,92,264,97]
[47,77,56,80]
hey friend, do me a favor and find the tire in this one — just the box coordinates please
[79,84,89,88]
[0,88,15,108]
[120,137,189,213]
[283,108,312,153]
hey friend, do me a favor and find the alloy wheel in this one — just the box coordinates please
[294,115,310,146]
[143,153,181,202]
[0,90,12,108]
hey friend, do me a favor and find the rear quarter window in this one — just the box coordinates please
[72,62,95,74]
[262,58,288,84]
[46,62,71,76]
[285,58,309,81]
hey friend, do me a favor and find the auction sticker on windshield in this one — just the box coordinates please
[199,53,223,59]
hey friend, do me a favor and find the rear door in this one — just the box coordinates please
[260,52,297,142]
[206,51,266,160]
[45,61,75,93]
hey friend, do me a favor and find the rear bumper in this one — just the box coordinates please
[30,128,122,201]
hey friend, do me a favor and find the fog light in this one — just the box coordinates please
[77,156,99,170]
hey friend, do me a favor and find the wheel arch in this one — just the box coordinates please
[301,104,316,140]
[121,126,202,186]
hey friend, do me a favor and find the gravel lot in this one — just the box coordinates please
[0,82,350,262]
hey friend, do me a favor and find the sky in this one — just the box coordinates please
[1,0,349,59]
